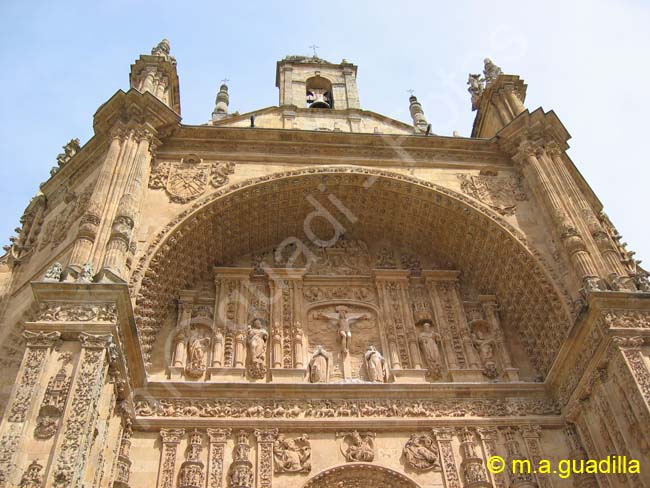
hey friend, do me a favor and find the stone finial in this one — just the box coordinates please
[467,73,485,111]
[151,38,176,64]
[483,58,503,85]
[408,94,429,134]
[212,82,230,121]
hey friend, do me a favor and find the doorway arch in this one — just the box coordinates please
[302,463,422,488]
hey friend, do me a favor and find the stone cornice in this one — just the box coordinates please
[26,281,147,392]
[157,124,509,168]
[547,291,650,406]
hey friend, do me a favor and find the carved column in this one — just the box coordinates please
[207,428,231,488]
[521,425,552,488]
[513,141,599,288]
[67,128,124,274]
[254,429,278,488]
[476,427,506,488]
[178,430,205,488]
[45,333,114,488]
[544,142,630,285]
[267,268,307,382]
[113,420,132,488]
[564,424,598,488]
[457,428,490,487]
[228,431,253,488]
[501,427,537,488]
[101,127,157,279]
[0,331,59,488]
[432,428,461,488]
[156,429,184,488]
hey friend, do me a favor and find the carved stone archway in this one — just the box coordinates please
[132,166,572,376]
[302,463,422,488]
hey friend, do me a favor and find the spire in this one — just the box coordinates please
[129,38,181,113]
[408,94,430,134]
[212,81,230,121]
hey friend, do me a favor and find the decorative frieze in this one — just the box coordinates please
[37,302,118,322]
[134,396,560,419]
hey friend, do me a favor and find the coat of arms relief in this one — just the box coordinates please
[149,154,235,203]
[457,171,527,216]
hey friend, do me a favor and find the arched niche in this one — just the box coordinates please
[302,463,422,488]
[306,76,333,108]
[132,167,571,377]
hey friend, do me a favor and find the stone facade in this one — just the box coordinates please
[0,41,648,487]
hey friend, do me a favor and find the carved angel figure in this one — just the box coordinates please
[364,345,389,383]
[247,318,268,379]
[467,73,485,110]
[403,434,441,471]
[273,434,311,473]
[418,322,443,376]
[483,58,503,85]
[343,431,375,462]
[43,262,63,282]
[317,306,369,354]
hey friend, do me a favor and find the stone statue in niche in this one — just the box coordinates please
[364,346,389,383]
[470,320,498,379]
[418,321,443,378]
[273,434,311,473]
[402,434,441,471]
[247,318,268,379]
[317,306,370,354]
[309,345,331,383]
[186,328,210,378]
[340,431,375,462]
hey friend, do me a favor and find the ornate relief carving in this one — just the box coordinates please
[273,434,311,473]
[254,429,278,488]
[501,427,535,487]
[38,185,92,250]
[303,286,375,303]
[433,428,461,488]
[207,428,231,488]
[228,431,253,488]
[603,310,650,329]
[158,429,184,488]
[18,460,43,488]
[178,430,205,488]
[131,168,570,376]
[8,335,54,422]
[51,340,110,488]
[458,172,527,216]
[303,464,420,488]
[338,431,375,462]
[135,396,560,419]
[149,157,235,203]
[37,302,117,322]
[34,352,72,439]
[457,428,490,487]
[402,433,441,471]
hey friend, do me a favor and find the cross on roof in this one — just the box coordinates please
[221,77,230,84]
[407,89,415,96]
[309,44,320,57]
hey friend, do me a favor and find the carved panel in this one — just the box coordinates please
[457,172,527,216]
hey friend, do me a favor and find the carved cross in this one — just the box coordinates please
[309,44,320,57]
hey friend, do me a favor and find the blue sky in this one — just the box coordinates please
[0,0,648,265]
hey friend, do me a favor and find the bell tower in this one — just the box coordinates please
[275,55,360,110]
